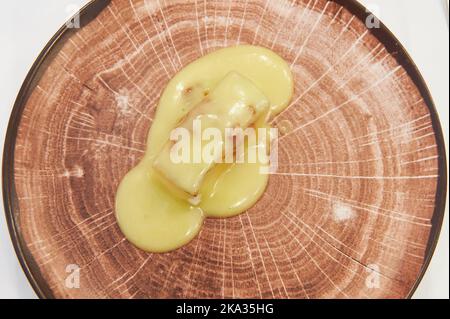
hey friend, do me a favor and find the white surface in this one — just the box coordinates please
[0,0,448,299]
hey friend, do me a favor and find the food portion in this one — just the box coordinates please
[153,72,270,196]
[115,45,293,252]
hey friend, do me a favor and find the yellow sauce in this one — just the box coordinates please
[115,45,293,252]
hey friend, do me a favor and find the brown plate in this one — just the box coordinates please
[3,0,447,298]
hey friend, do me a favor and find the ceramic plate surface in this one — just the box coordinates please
[3,0,447,298]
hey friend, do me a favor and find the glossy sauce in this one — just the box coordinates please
[115,45,293,252]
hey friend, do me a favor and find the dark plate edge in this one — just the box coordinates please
[2,0,447,299]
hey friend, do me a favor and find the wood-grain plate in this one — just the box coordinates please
[3,0,447,298]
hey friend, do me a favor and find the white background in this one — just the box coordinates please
[0,0,448,299]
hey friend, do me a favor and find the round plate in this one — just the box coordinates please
[3,0,447,298]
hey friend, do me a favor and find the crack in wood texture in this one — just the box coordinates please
[11,0,443,298]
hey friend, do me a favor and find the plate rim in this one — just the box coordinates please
[2,0,447,299]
